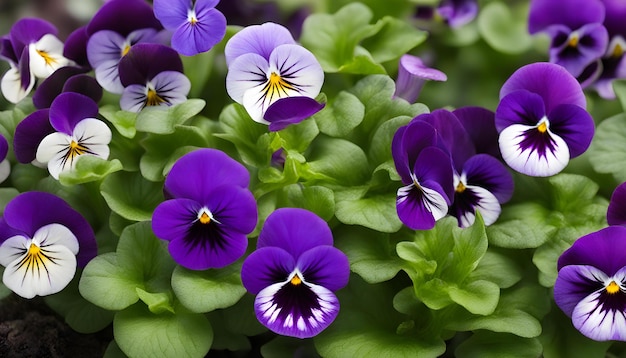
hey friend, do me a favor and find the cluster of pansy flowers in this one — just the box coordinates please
[529,0,626,99]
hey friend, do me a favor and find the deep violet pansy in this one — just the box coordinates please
[437,0,479,28]
[152,149,257,270]
[0,191,97,299]
[153,0,227,56]
[495,62,594,177]
[554,226,626,341]
[225,22,324,129]
[241,208,349,339]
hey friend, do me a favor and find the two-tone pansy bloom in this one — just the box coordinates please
[0,18,73,103]
[118,43,191,112]
[241,208,349,338]
[554,225,626,341]
[153,0,227,56]
[152,149,257,270]
[495,62,594,177]
[225,22,324,131]
[0,192,97,299]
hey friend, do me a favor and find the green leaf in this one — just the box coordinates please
[361,16,428,63]
[487,217,555,249]
[455,332,542,358]
[612,79,626,112]
[100,171,164,221]
[171,263,246,313]
[368,115,411,166]
[262,337,319,358]
[114,303,212,358]
[206,294,266,351]
[334,226,404,283]
[136,288,175,314]
[469,250,523,289]
[135,99,206,134]
[0,187,20,215]
[306,137,370,185]
[336,50,387,74]
[335,193,402,233]
[477,2,533,54]
[276,184,335,221]
[314,91,365,137]
[104,341,128,358]
[99,105,138,138]
[216,103,269,167]
[79,253,142,310]
[300,3,383,73]
[588,113,626,181]
[448,280,500,315]
[57,156,123,186]
[273,117,319,152]
[548,174,600,213]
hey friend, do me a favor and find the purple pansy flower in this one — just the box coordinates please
[86,0,169,94]
[241,208,349,338]
[394,54,447,103]
[0,191,97,299]
[528,0,608,77]
[495,62,594,177]
[0,134,10,184]
[153,0,227,56]
[607,182,626,226]
[32,66,103,109]
[152,149,257,270]
[118,43,190,112]
[437,0,479,28]
[0,18,73,103]
[392,119,454,230]
[554,226,626,341]
[225,22,324,129]
[34,92,112,179]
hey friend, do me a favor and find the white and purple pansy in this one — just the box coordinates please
[495,62,595,177]
[225,22,325,130]
[117,43,191,112]
[241,208,349,339]
[0,192,97,299]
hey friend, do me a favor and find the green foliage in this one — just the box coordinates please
[455,332,543,358]
[477,2,533,54]
[100,171,164,221]
[588,113,626,181]
[58,156,123,186]
[135,99,206,135]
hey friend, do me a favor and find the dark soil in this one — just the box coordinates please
[0,294,112,358]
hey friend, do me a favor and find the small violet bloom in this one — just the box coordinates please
[0,192,97,299]
[225,22,324,130]
[241,208,349,338]
[86,0,169,94]
[0,18,73,103]
[152,149,257,270]
[118,43,191,112]
[437,0,479,28]
[555,226,626,341]
[153,0,227,56]
[528,0,608,78]
[495,62,594,177]
[34,92,112,180]
[394,54,447,103]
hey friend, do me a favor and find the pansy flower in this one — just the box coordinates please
[393,54,447,103]
[152,149,257,270]
[554,226,626,341]
[0,18,73,103]
[225,22,324,129]
[495,62,594,177]
[392,119,454,230]
[34,92,112,179]
[0,191,97,299]
[118,43,191,112]
[437,0,479,28]
[153,0,227,56]
[33,66,103,109]
[86,0,170,94]
[528,0,608,78]
[241,208,349,338]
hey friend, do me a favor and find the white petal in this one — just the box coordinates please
[1,65,35,104]
[29,34,73,78]
[120,84,148,113]
[499,123,570,177]
[0,235,30,267]
[573,290,626,341]
[421,185,449,221]
[0,159,10,184]
[151,71,191,105]
[33,223,79,256]
[268,44,323,99]
[36,131,72,165]
[94,59,124,94]
[226,52,270,104]
[73,118,113,151]
[465,184,502,227]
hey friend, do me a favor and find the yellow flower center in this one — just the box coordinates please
[122,44,131,57]
[146,89,166,107]
[607,281,620,294]
[290,274,302,286]
[613,43,624,58]
[68,140,87,159]
[265,72,295,100]
[568,35,579,48]
[199,212,211,224]
[456,181,466,193]
[537,121,548,133]
[36,50,57,66]
[16,243,49,274]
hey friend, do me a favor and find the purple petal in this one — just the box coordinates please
[170,7,226,56]
[546,104,594,158]
[414,147,454,201]
[499,62,586,112]
[296,246,349,292]
[1,36,18,64]
[153,0,192,30]
[152,198,200,244]
[453,106,501,158]
[118,43,183,86]
[10,18,57,46]
[547,23,609,77]
[0,134,7,162]
[63,26,90,68]
[2,191,97,267]
[86,0,162,37]
[257,208,333,258]
[63,75,103,104]
[528,0,605,34]
[32,66,88,109]
[49,92,99,134]
[608,183,626,226]
[164,148,250,200]
[19,48,32,93]
[394,54,447,103]
[13,109,53,163]
[419,109,475,172]
[396,181,448,230]
[603,0,626,38]
[204,185,257,236]
[392,120,437,184]
[554,264,605,317]
[224,22,296,66]
[264,96,325,131]
[462,154,514,203]
[437,0,478,28]
[558,226,626,275]
[241,246,295,294]
[495,90,546,131]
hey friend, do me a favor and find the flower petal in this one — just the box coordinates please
[462,154,514,203]
[224,22,296,66]
[546,104,594,158]
[28,34,73,79]
[153,0,192,30]
[558,226,626,275]
[450,182,502,228]
[394,54,447,103]
[454,106,501,158]
[296,245,349,292]
[86,0,162,37]
[225,52,270,106]
[49,92,99,134]
[392,120,437,184]
[33,66,88,109]
[10,18,57,46]
[608,183,626,227]
[119,84,149,113]
[528,0,605,34]
[241,246,295,294]
[13,109,54,163]
[419,109,475,172]
[118,43,184,86]
[554,264,607,317]
[264,96,325,131]
[257,208,333,257]
[547,23,609,77]
[495,90,546,131]
[437,0,479,28]
[397,182,449,230]
[1,65,35,104]
[170,8,227,56]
